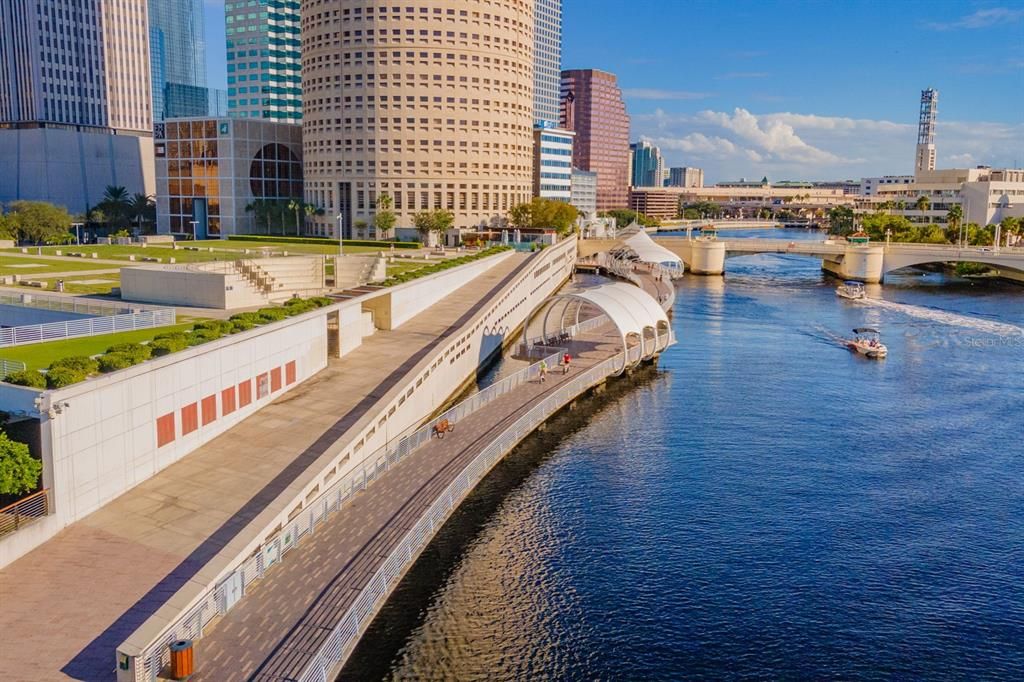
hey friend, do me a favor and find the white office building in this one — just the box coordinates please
[533,127,574,202]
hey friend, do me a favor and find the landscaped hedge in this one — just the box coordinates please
[224,234,422,249]
[1,296,337,389]
[380,246,512,287]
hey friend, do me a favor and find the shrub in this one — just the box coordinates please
[257,307,288,323]
[46,366,88,389]
[283,300,316,316]
[5,370,46,388]
[106,343,152,364]
[49,355,99,375]
[186,328,222,346]
[309,296,333,307]
[151,333,191,355]
[98,352,135,373]
[227,234,421,249]
[229,311,264,326]
[229,318,255,333]
[0,432,41,496]
[194,319,234,333]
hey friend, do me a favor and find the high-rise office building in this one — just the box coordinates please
[149,0,208,120]
[533,127,574,201]
[560,69,630,210]
[630,139,666,188]
[668,166,703,188]
[533,0,562,127]
[0,0,154,212]
[915,88,937,175]
[226,0,302,122]
[301,0,535,236]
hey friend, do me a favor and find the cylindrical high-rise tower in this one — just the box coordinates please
[300,0,535,237]
[915,88,938,175]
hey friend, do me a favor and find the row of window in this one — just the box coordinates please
[156,361,297,448]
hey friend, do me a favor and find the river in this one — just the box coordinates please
[344,229,1024,680]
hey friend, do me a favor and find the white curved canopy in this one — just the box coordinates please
[525,282,672,373]
[622,227,684,270]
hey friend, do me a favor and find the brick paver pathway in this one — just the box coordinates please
[191,329,622,681]
[0,253,532,682]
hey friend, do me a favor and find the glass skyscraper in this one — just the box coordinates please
[226,0,302,121]
[534,0,562,127]
[149,0,208,121]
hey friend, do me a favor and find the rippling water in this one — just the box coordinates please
[344,230,1024,680]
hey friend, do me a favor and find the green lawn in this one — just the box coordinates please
[3,244,248,264]
[191,239,387,256]
[0,255,118,276]
[0,322,200,371]
[37,273,121,295]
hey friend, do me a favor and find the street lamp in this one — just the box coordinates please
[189,220,199,240]
[71,222,83,245]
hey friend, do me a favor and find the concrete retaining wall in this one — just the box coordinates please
[0,304,95,326]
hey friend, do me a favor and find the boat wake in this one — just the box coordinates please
[859,298,1024,338]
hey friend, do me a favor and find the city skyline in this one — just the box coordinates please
[198,0,1024,182]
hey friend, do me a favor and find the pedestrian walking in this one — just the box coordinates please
[562,352,571,374]
[539,359,548,383]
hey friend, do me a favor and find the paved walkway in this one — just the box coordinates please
[190,328,622,681]
[0,253,531,682]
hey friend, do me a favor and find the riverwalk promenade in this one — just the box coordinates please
[189,326,625,681]
[0,253,535,681]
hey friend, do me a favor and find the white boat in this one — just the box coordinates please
[836,281,866,300]
[845,327,887,359]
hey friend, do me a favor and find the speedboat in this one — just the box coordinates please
[836,281,866,300]
[845,327,887,359]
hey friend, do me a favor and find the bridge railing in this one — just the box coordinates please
[127,341,575,681]
[295,351,625,682]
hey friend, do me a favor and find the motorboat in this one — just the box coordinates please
[836,281,866,300]
[845,327,887,359]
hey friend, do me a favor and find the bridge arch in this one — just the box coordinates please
[881,251,1024,277]
[524,282,672,375]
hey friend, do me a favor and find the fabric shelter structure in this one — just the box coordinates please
[524,282,673,375]
[614,223,684,272]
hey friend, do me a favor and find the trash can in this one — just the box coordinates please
[168,639,194,679]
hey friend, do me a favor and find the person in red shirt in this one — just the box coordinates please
[562,352,571,374]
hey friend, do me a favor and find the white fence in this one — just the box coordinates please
[0,309,177,347]
[129,345,567,681]
[0,292,176,347]
[0,359,26,378]
[295,352,623,682]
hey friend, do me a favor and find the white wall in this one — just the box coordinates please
[0,313,329,565]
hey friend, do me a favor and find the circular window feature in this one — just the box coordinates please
[250,144,302,198]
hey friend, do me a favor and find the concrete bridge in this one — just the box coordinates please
[657,218,780,231]
[651,237,1024,283]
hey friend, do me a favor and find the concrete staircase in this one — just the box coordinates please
[333,254,387,289]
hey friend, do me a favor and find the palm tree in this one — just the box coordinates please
[245,199,272,235]
[128,193,155,233]
[288,199,304,235]
[99,185,131,230]
[915,195,930,212]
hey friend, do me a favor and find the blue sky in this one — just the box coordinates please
[203,0,1023,182]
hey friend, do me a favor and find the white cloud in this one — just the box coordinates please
[631,107,1023,182]
[925,7,1024,30]
[622,88,715,101]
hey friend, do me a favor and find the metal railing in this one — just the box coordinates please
[0,488,50,537]
[0,358,27,378]
[0,308,177,348]
[129,346,569,681]
[0,291,165,315]
[296,352,623,682]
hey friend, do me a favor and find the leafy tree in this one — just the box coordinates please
[0,213,15,240]
[372,194,397,238]
[412,209,454,244]
[509,198,579,235]
[828,205,855,235]
[5,200,73,244]
[683,201,721,219]
[599,209,660,229]
[0,432,41,496]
